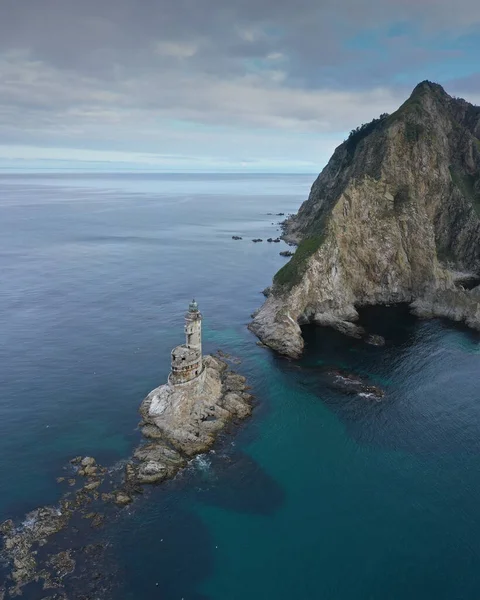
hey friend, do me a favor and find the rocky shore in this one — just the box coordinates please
[0,354,252,598]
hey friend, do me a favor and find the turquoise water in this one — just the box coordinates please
[1,173,480,599]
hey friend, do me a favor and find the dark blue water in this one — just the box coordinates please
[1,173,480,599]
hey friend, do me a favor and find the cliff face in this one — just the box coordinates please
[250,81,480,357]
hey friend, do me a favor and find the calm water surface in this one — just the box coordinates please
[1,173,480,599]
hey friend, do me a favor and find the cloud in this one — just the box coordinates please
[0,0,479,169]
[154,41,199,59]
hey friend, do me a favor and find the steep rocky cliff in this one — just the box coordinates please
[250,81,480,357]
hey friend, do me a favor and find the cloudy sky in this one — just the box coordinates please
[1,0,480,172]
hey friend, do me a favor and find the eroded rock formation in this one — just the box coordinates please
[250,81,480,357]
[132,355,253,483]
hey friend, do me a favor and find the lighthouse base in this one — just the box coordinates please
[139,354,253,458]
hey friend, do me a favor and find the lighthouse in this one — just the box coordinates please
[184,299,202,355]
[169,300,203,385]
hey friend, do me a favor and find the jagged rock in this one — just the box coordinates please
[81,457,96,468]
[222,392,252,419]
[85,512,104,528]
[0,519,14,536]
[124,463,137,483]
[262,286,272,297]
[223,373,247,392]
[136,461,168,484]
[83,481,101,491]
[280,250,294,257]
[141,423,164,439]
[138,355,252,458]
[202,354,228,373]
[252,238,263,243]
[0,505,73,594]
[47,550,75,579]
[90,513,105,528]
[133,442,185,481]
[232,235,242,240]
[56,477,66,484]
[411,287,480,326]
[250,81,480,356]
[114,492,133,506]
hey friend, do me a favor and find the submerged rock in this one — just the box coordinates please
[327,370,385,400]
[365,333,386,346]
[114,492,133,506]
[83,480,101,491]
[47,549,76,579]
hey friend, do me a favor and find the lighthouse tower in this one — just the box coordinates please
[169,300,203,385]
[184,299,202,355]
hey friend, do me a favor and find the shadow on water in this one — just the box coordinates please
[189,450,285,515]
[116,448,284,600]
[276,304,480,457]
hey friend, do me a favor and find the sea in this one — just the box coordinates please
[1,172,480,599]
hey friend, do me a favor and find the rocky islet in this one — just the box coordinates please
[0,354,253,597]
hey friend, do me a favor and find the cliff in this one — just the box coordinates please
[250,81,480,357]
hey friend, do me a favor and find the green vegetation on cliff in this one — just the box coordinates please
[345,113,389,154]
[274,234,325,290]
[449,166,480,216]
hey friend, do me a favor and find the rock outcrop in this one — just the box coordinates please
[133,355,253,483]
[250,81,480,356]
